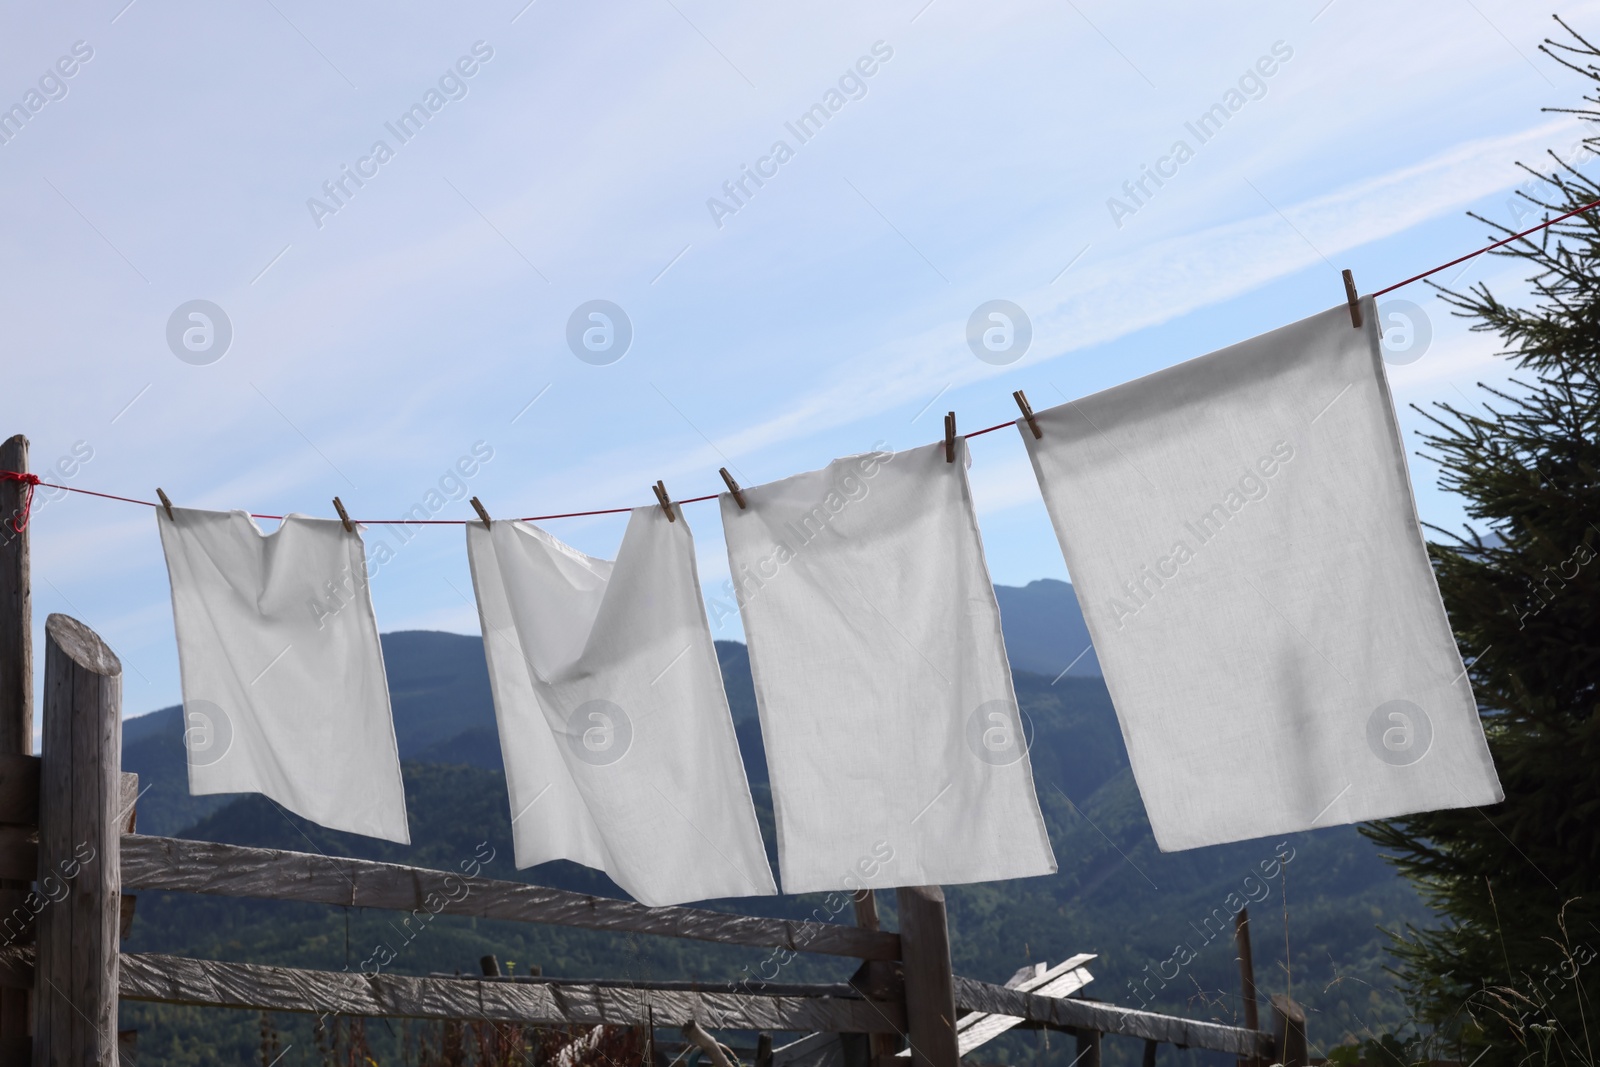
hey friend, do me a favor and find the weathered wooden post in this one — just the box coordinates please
[851,890,902,1063]
[0,435,30,762]
[1234,907,1260,1067]
[1269,994,1307,1067]
[894,886,958,1067]
[1074,1029,1102,1067]
[0,434,34,1066]
[36,614,122,1066]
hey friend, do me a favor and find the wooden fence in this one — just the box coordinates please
[0,433,1297,1067]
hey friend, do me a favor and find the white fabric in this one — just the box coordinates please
[722,441,1057,894]
[1021,298,1502,851]
[466,508,776,906]
[158,509,410,843]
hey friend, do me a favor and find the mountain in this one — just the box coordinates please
[993,579,1102,678]
[123,582,1096,833]
[122,630,502,836]
[117,584,1424,1066]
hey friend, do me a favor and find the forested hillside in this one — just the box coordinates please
[118,586,1428,1065]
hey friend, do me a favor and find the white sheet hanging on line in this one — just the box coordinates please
[1021,298,1502,851]
[721,441,1057,894]
[157,509,410,843]
[466,507,776,906]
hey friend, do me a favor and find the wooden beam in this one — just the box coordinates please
[1270,994,1306,1067]
[0,435,31,763]
[36,614,123,1065]
[1235,908,1258,1031]
[0,755,37,828]
[0,757,133,833]
[0,433,32,1067]
[952,955,1094,1054]
[116,952,905,1033]
[117,772,138,835]
[1235,907,1261,1066]
[851,889,900,1063]
[120,835,901,961]
[0,949,30,991]
[441,976,862,998]
[895,886,958,1067]
[0,828,34,883]
[1074,1028,1102,1067]
[949,978,1273,1058]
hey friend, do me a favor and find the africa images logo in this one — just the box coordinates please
[1366,699,1432,767]
[565,699,632,766]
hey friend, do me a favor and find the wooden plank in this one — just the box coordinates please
[1236,907,1262,1067]
[0,435,32,770]
[1271,994,1306,1067]
[953,958,1094,1053]
[37,614,123,1066]
[120,835,900,961]
[1236,908,1259,1033]
[442,976,862,998]
[117,953,905,1033]
[0,948,30,991]
[850,890,898,1063]
[0,434,33,1067]
[0,758,108,832]
[894,886,957,1067]
[0,829,34,883]
[0,890,33,951]
[0,756,37,827]
[117,772,138,835]
[949,978,1273,1058]
[1075,1028,1102,1067]
[770,1031,843,1067]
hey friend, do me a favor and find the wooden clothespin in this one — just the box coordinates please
[718,468,747,510]
[469,496,492,529]
[1342,269,1362,328]
[944,412,957,463]
[1013,390,1041,440]
[155,488,174,521]
[652,480,676,523]
[331,496,354,534]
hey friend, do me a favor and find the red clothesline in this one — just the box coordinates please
[1371,194,1600,296]
[6,198,1596,531]
[1,421,1019,528]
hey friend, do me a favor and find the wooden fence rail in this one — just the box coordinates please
[0,948,905,1034]
[950,977,1273,1059]
[119,835,899,961]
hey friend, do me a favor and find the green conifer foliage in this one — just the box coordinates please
[1360,17,1600,1064]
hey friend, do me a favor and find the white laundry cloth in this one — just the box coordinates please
[721,442,1057,894]
[157,509,410,843]
[1021,298,1502,851]
[466,507,776,906]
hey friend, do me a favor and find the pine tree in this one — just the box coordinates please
[1359,16,1600,1064]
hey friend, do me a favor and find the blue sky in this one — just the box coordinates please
[3,0,1596,727]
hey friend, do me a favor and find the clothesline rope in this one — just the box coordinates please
[1370,194,1600,296]
[6,199,1596,530]
[0,417,1021,527]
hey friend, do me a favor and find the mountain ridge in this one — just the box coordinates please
[117,580,1424,1065]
